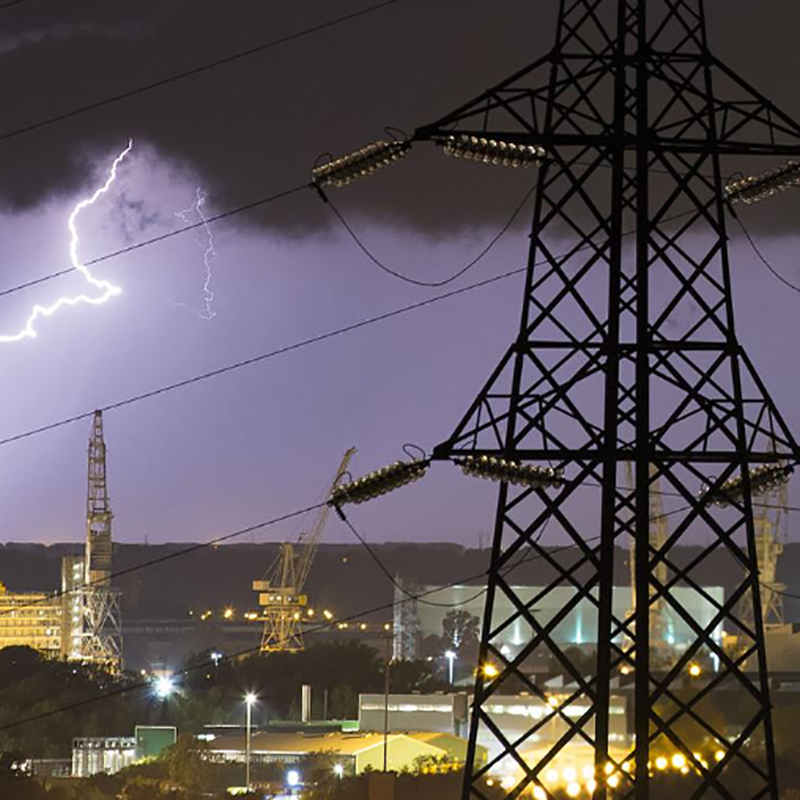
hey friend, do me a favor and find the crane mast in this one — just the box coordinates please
[253,448,355,653]
[67,411,122,670]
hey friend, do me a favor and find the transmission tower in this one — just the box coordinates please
[253,448,355,653]
[625,464,669,658]
[746,438,789,631]
[78,411,122,670]
[408,3,800,799]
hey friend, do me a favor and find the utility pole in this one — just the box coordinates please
[383,631,391,772]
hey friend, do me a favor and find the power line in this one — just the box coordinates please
[734,213,800,294]
[0,494,784,730]
[322,179,538,287]
[0,501,329,619]
[0,183,311,300]
[0,0,402,146]
[0,533,583,733]
[0,263,530,448]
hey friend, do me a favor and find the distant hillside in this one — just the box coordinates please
[1,540,798,622]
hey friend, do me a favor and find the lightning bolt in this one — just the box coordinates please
[174,186,217,320]
[0,140,133,344]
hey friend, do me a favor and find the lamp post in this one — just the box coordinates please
[245,693,257,791]
[382,627,395,772]
[444,650,456,685]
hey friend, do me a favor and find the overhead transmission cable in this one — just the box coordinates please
[321,179,539,287]
[0,501,329,619]
[0,183,310,300]
[0,0,402,145]
[0,264,532,448]
[0,496,703,731]
[0,534,592,734]
[733,213,800,295]
[0,209,762,451]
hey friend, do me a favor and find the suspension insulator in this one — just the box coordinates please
[439,135,546,168]
[724,161,800,205]
[699,463,794,508]
[329,460,429,507]
[312,140,411,188]
[456,455,563,488]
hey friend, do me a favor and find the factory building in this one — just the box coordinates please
[0,582,63,657]
[359,692,627,771]
[394,582,725,661]
[205,730,476,775]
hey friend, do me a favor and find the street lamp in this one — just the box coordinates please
[153,675,175,700]
[444,650,456,685]
[244,693,257,791]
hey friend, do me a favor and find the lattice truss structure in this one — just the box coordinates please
[78,411,122,670]
[412,2,800,798]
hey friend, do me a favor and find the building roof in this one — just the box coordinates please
[207,730,461,757]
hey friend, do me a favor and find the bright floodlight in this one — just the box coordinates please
[245,692,257,707]
[154,675,175,699]
[287,769,300,787]
[333,764,345,778]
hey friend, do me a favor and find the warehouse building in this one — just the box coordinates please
[394,582,725,661]
[205,730,477,775]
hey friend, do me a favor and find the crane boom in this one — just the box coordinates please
[253,447,356,654]
[295,448,356,591]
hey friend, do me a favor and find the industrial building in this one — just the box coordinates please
[393,582,725,661]
[205,730,476,775]
[0,413,122,668]
[359,693,470,738]
[359,691,627,774]
[0,582,63,657]
[71,726,176,777]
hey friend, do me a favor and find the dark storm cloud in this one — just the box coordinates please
[1,1,800,234]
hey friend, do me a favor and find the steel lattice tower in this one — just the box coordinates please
[80,410,122,670]
[411,2,800,798]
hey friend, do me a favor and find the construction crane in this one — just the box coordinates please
[64,411,122,670]
[253,448,355,654]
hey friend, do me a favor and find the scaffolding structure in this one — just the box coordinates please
[410,2,800,798]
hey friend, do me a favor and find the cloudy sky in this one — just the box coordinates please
[0,0,798,551]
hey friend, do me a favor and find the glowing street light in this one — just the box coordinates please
[482,663,500,679]
[565,781,581,798]
[445,650,457,685]
[287,769,301,788]
[672,753,687,770]
[153,675,175,700]
[245,693,257,791]
[333,764,344,778]
[689,663,702,678]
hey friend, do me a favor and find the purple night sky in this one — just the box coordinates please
[0,1,798,549]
